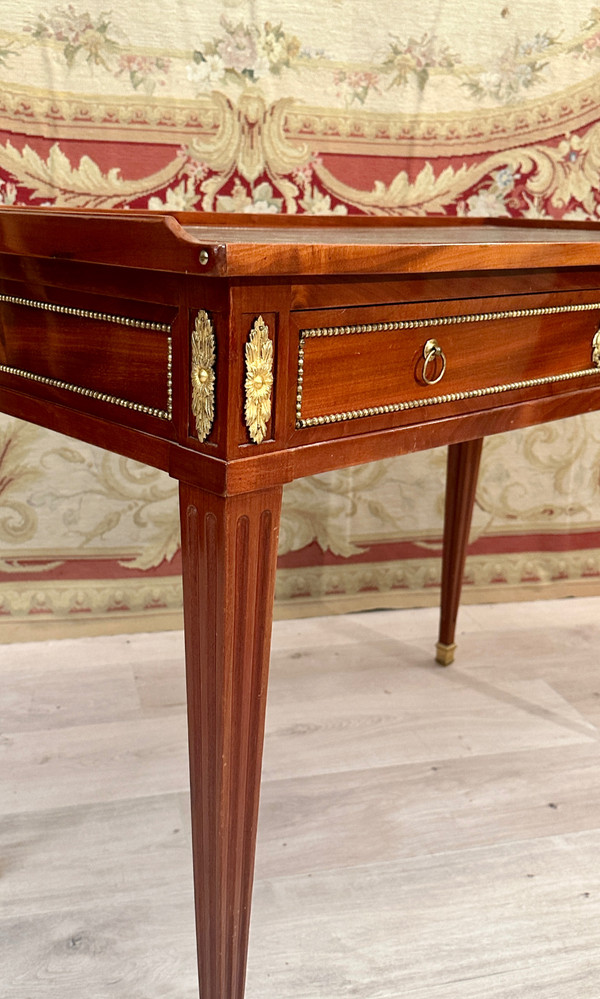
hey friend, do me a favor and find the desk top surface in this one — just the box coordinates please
[2,208,600,276]
[182,220,600,244]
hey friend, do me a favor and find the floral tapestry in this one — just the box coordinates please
[2,0,600,637]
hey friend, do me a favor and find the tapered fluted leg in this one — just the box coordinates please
[436,438,484,666]
[179,481,283,999]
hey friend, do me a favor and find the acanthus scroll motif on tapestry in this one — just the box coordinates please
[2,95,600,218]
[2,4,600,217]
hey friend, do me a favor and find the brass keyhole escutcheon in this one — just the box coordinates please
[422,338,447,385]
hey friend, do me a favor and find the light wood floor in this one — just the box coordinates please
[2,596,600,998]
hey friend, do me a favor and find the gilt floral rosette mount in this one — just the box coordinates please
[191,310,216,443]
[244,316,273,445]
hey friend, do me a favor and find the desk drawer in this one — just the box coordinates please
[294,294,600,429]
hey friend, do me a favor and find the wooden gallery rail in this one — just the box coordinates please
[2,208,600,998]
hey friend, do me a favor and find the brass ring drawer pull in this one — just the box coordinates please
[422,338,447,385]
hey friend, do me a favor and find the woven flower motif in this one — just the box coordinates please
[245,316,273,444]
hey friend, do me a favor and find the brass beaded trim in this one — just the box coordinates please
[0,359,173,420]
[296,302,600,428]
[299,301,600,340]
[166,336,173,419]
[0,293,173,420]
[0,293,172,332]
[297,367,600,428]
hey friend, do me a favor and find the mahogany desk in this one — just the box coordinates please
[2,209,600,998]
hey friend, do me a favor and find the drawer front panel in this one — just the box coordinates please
[295,296,600,428]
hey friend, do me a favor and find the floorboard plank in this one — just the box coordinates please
[2,597,600,998]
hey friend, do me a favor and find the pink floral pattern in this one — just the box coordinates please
[115,54,170,94]
[463,32,558,101]
[188,16,301,90]
[25,5,121,69]
[382,32,460,91]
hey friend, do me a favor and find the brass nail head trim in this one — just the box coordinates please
[0,293,171,332]
[245,315,273,444]
[191,310,216,442]
[296,366,600,427]
[0,361,172,420]
[300,301,600,341]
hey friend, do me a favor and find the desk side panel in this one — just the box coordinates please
[0,281,175,420]
[0,255,243,493]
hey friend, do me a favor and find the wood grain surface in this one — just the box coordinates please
[3,209,600,999]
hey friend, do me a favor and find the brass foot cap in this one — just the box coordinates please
[435,641,456,667]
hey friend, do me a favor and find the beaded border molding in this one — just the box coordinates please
[296,302,600,428]
[0,293,173,420]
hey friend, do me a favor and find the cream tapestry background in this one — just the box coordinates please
[2,0,600,637]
